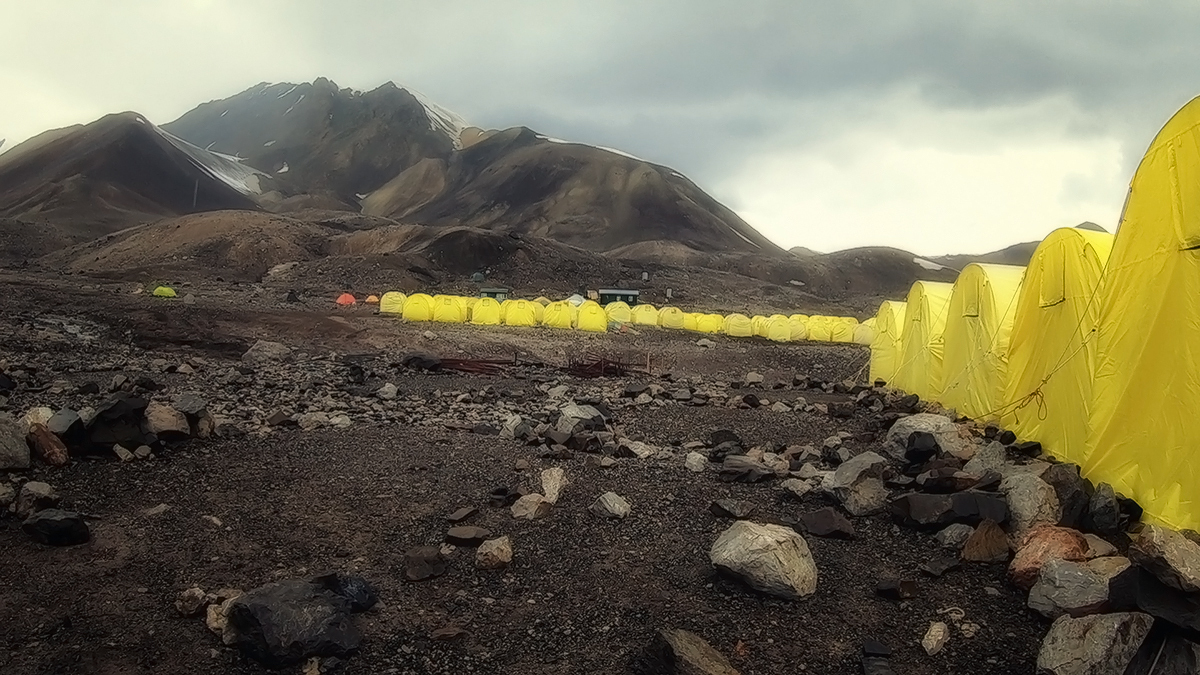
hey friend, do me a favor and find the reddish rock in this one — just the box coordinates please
[962,519,1010,563]
[1009,525,1089,590]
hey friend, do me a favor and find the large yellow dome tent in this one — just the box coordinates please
[659,307,686,330]
[1087,95,1200,530]
[504,299,538,327]
[379,291,406,315]
[807,316,833,342]
[531,301,545,323]
[892,281,954,401]
[631,304,660,326]
[723,314,754,337]
[682,312,701,331]
[831,317,859,343]
[432,295,467,323]
[576,301,609,333]
[853,318,877,346]
[533,296,551,306]
[1001,228,1114,467]
[939,263,1026,420]
[869,301,907,385]
[541,301,575,329]
[471,297,502,325]
[765,316,791,342]
[605,302,632,324]
[788,317,808,341]
[751,315,769,338]
[697,314,724,334]
[402,293,434,321]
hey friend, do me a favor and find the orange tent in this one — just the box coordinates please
[336,293,356,306]
[365,295,380,304]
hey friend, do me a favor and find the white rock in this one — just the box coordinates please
[885,413,972,460]
[541,467,567,504]
[1000,473,1061,533]
[21,407,54,432]
[685,452,708,472]
[476,536,513,569]
[1036,612,1153,675]
[511,494,551,520]
[590,492,631,519]
[143,402,190,439]
[376,383,398,400]
[709,521,818,600]
[0,413,31,470]
[781,478,813,499]
[240,340,293,366]
[922,621,949,655]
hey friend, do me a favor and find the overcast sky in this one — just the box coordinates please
[5,1,1200,255]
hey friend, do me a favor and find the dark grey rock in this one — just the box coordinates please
[404,546,447,581]
[22,509,90,546]
[226,579,361,668]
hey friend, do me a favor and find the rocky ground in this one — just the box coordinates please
[1,271,1198,675]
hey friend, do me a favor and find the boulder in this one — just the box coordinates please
[936,523,975,550]
[961,519,1010,562]
[241,340,293,366]
[21,406,54,431]
[13,481,60,519]
[1010,525,1089,590]
[375,383,398,400]
[709,521,818,600]
[554,404,606,435]
[963,441,1007,476]
[445,526,491,547]
[780,478,813,499]
[1128,524,1200,593]
[26,423,69,467]
[718,455,773,483]
[709,499,757,520]
[1027,557,1131,618]
[0,483,13,510]
[176,587,210,617]
[1084,482,1123,536]
[541,467,567,504]
[1041,463,1093,529]
[312,572,378,613]
[0,413,30,470]
[21,509,90,546]
[500,414,534,441]
[476,537,513,570]
[889,491,1008,529]
[1000,473,1061,533]
[1108,565,1200,632]
[828,451,890,516]
[46,408,85,446]
[685,452,708,473]
[142,402,190,441]
[225,579,363,668]
[87,393,152,450]
[1036,612,1153,675]
[633,628,741,675]
[404,546,447,581]
[591,492,632,519]
[174,393,208,418]
[885,414,970,460]
[511,494,552,520]
[798,507,855,539]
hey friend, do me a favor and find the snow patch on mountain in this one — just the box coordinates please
[407,88,469,149]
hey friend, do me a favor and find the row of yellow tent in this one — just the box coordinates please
[368,291,869,343]
[868,94,1200,532]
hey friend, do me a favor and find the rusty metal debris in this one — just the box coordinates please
[564,351,648,378]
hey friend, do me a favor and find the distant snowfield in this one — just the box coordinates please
[913,257,948,271]
[157,125,268,195]
[406,88,470,150]
[537,134,648,163]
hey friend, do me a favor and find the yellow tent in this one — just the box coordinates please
[504,299,538,327]
[893,281,954,401]
[541,301,575,329]
[471,297,502,325]
[869,301,907,385]
[152,286,177,298]
[1000,228,1113,467]
[807,316,833,341]
[853,318,877,346]
[379,291,407,315]
[789,314,810,323]
[723,314,754,337]
[788,317,808,341]
[605,302,632,324]
[631,304,660,326]
[432,295,467,323]
[697,314,724,334]
[402,293,434,321]
[577,301,608,333]
[765,316,791,342]
[683,312,701,331]
[659,307,686,329]
[751,315,769,338]
[831,317,859,343]
[940,263,1026,419]
[531,301,545,323]
[534,296,552,306]
[1087,95,1200,530]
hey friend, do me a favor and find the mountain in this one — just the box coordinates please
[162,79,779,255]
